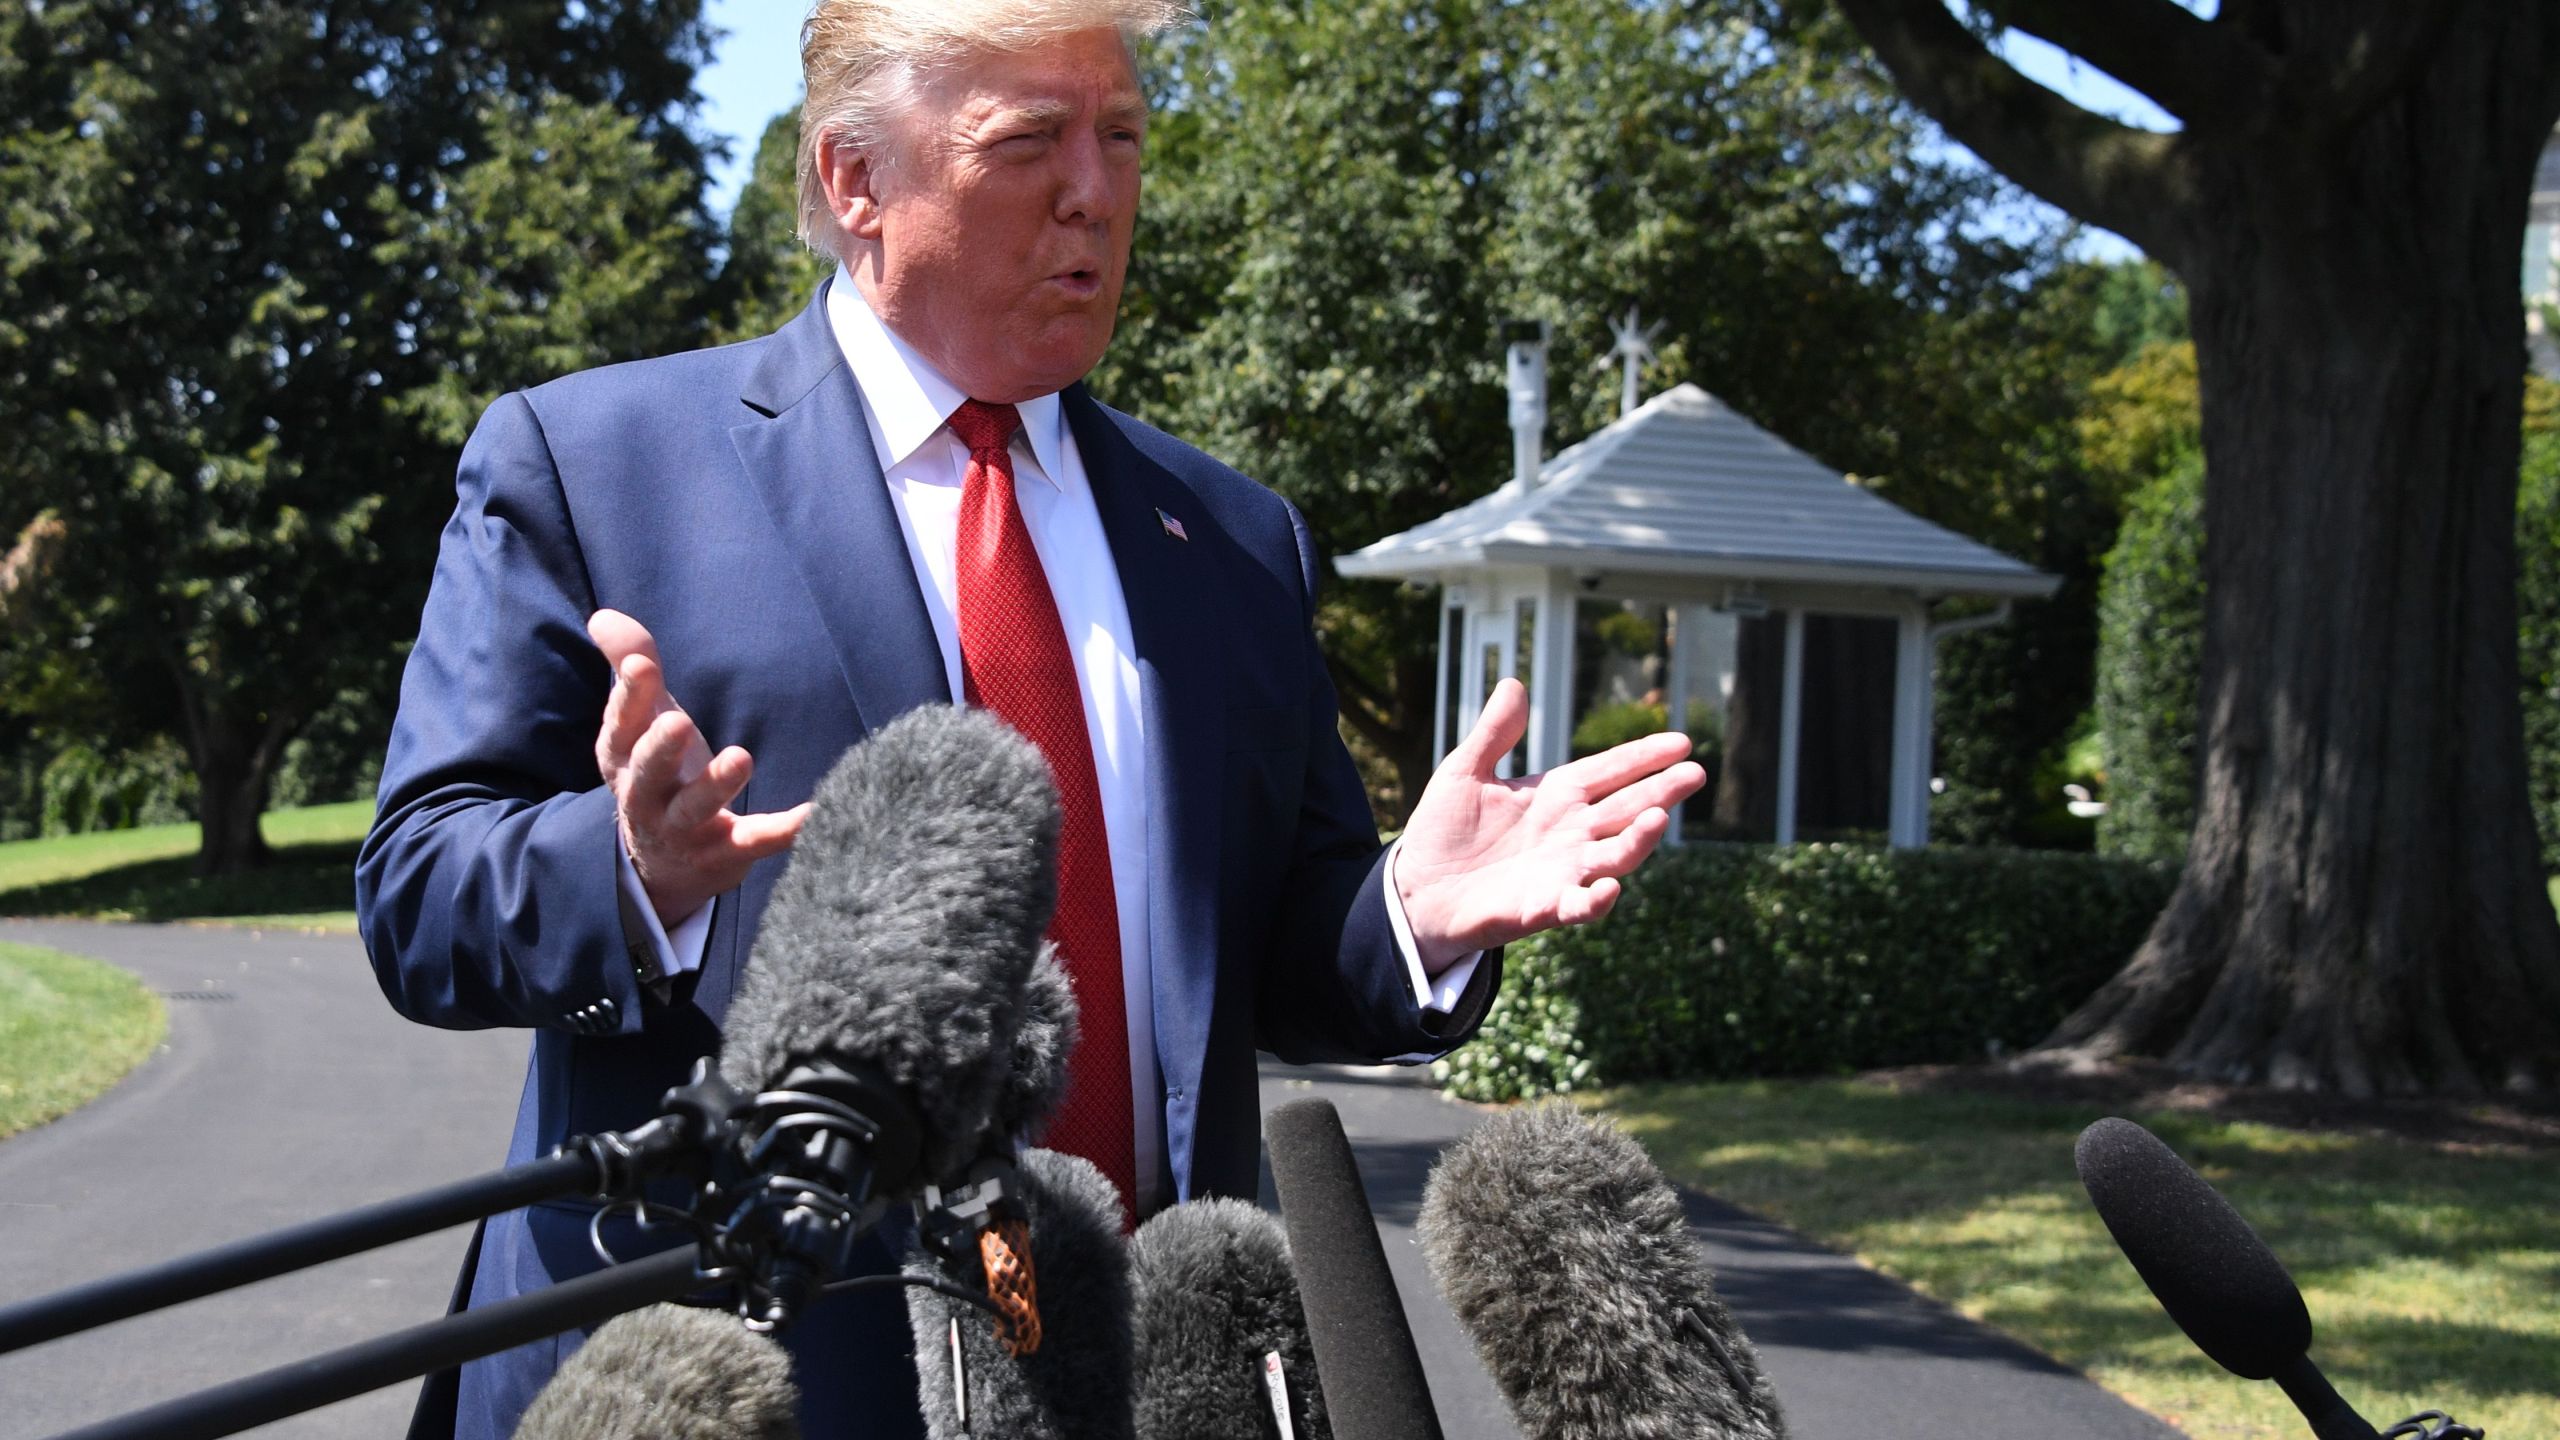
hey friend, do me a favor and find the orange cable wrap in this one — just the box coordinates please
[979,1217,1041,1357]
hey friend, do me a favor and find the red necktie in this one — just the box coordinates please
[947,399,1138,1226]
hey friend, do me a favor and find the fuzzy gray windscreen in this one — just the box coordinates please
[1129,1198,1331,1440]
[717,706,1060,1183]
[1419,1104,1787,1440]
[993,943,1079,1146]
[511,1303,800,1440]
[906,1147,1136,1440]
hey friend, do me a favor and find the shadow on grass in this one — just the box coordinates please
[0,839,360,925]
[1606,1078,2560,1434]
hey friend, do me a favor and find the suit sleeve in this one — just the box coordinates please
[354,391,650,1037]
[1250,500,1499,1065]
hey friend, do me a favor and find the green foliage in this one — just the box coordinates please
[2094,457,2205,862]
[1435,842,2175,1100]
[1570,698,1720,760]
[2514,431,2560,872]
[0,0,716,870]
[2103,422,2560,871]
[1102,0,2114,824]
[719,108,833,344]
[38,739,197,838]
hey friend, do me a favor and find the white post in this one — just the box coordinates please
[1432,595,1456,766]
[1776,607,1804,846]
[1663,604,1691,847]
[1888,606,1929,848]
[1526,573,1576,772]
[1492,595,1519,780]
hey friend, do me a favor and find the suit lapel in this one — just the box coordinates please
[1064,387,1224,1113]
[729,285,950,734]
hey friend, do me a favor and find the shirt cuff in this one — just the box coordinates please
[1382,839,1483,1016]
[615,838,715,979]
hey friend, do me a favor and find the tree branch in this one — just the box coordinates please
[1834,0,2198,264]
[1975,0,2278,134]
[2278,3,2466,134]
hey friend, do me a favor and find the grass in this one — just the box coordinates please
[0,941,166,1139]
[1600,1078,2560,1440]
[0,801,373,933]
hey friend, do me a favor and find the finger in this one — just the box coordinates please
[627,708,707,816]
[1578,807,1671,880]
[726,802,811,860]
[596,653,665,773]
[1580,759,1706,836]
[1545,727,1699,800]
[586,608,663,674]
[1444,678,1528,779]
[1555,875,1623,927]
[664,746,753,833]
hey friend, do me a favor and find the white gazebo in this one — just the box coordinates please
[1336,379,2058,849]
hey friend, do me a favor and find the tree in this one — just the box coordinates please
[1100,0,2106,823]
[0,1,717,872]
[1833,0,2560,1092]
[719,109,831,345]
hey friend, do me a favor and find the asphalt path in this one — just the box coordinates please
[0,920,2177,1439]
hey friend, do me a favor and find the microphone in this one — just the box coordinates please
[713,704,1062,1329]
[906,1147,1137,1440]
[2076,1118,2390,1440]
[1129,1198,1329,1440]
[512,1303,801,1440]
[995,943,1081,1146]
[1262,1098,1443,1440]
[1418,1103,1786,1440]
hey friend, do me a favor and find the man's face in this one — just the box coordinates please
[842,28,1145,403]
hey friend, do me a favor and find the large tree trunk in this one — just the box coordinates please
[2044,27,2560,1093]
[179,697,295,877]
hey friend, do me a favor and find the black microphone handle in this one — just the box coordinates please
[0,1150,598,1357]
[2271,1355,2381,1440]
[1265,1098,1443,1440]
[41,1245,703,1440]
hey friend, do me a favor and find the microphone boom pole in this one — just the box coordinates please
[41,1245,705,1440]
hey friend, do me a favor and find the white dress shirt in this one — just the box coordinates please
[617,271,1479,1212]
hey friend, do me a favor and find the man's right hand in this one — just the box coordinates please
[588,609,809,928]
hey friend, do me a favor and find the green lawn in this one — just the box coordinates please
[0,941,166,1138]
[0,801,373,932]
[1600,1079,2559,1440]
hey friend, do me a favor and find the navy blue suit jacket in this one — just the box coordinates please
[355,285,1497,1437]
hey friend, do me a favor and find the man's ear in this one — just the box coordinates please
[818,136,887,245]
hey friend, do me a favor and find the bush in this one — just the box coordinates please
[2093,457,2204,862]
[2101,437,2560,870]
[1433,841,2176,1101]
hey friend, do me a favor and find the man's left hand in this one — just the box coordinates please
[1394,678,1707,972]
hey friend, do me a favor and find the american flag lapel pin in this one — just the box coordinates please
[1157,508,1190,541]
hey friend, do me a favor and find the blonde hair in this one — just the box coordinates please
[796,0,1189,258]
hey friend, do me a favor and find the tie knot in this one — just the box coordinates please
[948,399,1023,457]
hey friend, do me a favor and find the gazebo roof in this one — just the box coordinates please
[1335,383,2058,598]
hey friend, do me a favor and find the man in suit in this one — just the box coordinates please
[355,1,1704,1434]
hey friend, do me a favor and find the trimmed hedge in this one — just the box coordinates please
[2099,433,2560,870]
[1433,842,2176,1102]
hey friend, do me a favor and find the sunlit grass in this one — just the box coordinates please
[0,941,166,1138]
[0,802,372,933]
[1599,1078,2560,1440]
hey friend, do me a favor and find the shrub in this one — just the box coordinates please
[2101,436,2560,870]
[2093,457,2204,862]
[1433,841,2176,1101]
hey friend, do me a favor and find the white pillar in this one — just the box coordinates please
[1663,604,1691,847]
[1526,573,1576,773]
[1432,596,1456,766]
[1776,607,1804,846]
[1888,606,1930,848]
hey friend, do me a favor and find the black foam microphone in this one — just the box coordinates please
[2075,1117,2379,1440]
[714,704,1061,1327]
[1262,1098,1442,1440]
[1130,1198,1330,1440]
[512,1303,801,1440]
[1419,1103,1786,1440]
[906,1147,1136,1440]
